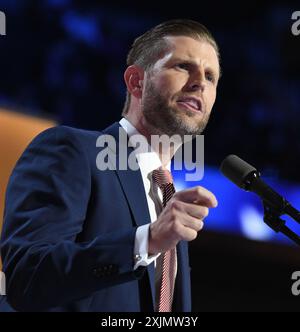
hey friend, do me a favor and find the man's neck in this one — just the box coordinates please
[124,114,181,167]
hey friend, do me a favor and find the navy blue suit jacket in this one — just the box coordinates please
[0,123,191,312]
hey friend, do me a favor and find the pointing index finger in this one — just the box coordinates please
[174,186,218,208]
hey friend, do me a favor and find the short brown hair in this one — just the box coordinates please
[122,19,220,115]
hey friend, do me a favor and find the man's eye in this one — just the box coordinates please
[206,72,215,83]
[176,63,189,70]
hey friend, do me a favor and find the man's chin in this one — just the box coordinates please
[172,113,207,134]
[165,120,206,136]
[143,108,207,136]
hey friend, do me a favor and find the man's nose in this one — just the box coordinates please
[186,71,206,92]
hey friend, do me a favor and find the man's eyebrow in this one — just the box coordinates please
[167,57,194,63]
[205,66,219,78]
[168,58,220,78]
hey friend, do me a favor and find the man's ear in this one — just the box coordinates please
[124,65,144,99]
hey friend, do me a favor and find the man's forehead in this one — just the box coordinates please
[153,35,220,71]
[164,35,217,58]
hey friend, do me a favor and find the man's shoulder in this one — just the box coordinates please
[12,123,122,173]
[37,125,101,140]
[32,123,120,145]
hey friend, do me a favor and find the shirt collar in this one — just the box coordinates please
[119,117,171,174]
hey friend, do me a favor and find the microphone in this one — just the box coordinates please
[220,155,300,222]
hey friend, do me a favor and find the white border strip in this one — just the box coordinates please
[0,271,6,295]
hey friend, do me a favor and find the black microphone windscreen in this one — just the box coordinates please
[220,155,257,189]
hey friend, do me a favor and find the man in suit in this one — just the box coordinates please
[0,19,220,312]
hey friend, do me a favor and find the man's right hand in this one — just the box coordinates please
[148,186,218,255]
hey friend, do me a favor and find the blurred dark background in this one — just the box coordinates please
[1,0,300,311]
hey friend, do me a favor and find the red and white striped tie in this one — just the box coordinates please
[152,167,177,312]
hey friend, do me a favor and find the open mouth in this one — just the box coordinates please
[176,97,202,113]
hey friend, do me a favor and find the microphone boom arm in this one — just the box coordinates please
[220,154,300,246]
[263,201,300,246]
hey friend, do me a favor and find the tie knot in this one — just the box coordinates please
[152,167,173,188]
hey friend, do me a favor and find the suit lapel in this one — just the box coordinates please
[173,241,191,312]
[102,122,151,227]
[102,122,156,307]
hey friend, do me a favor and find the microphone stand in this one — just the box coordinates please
[263,202,300,246]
